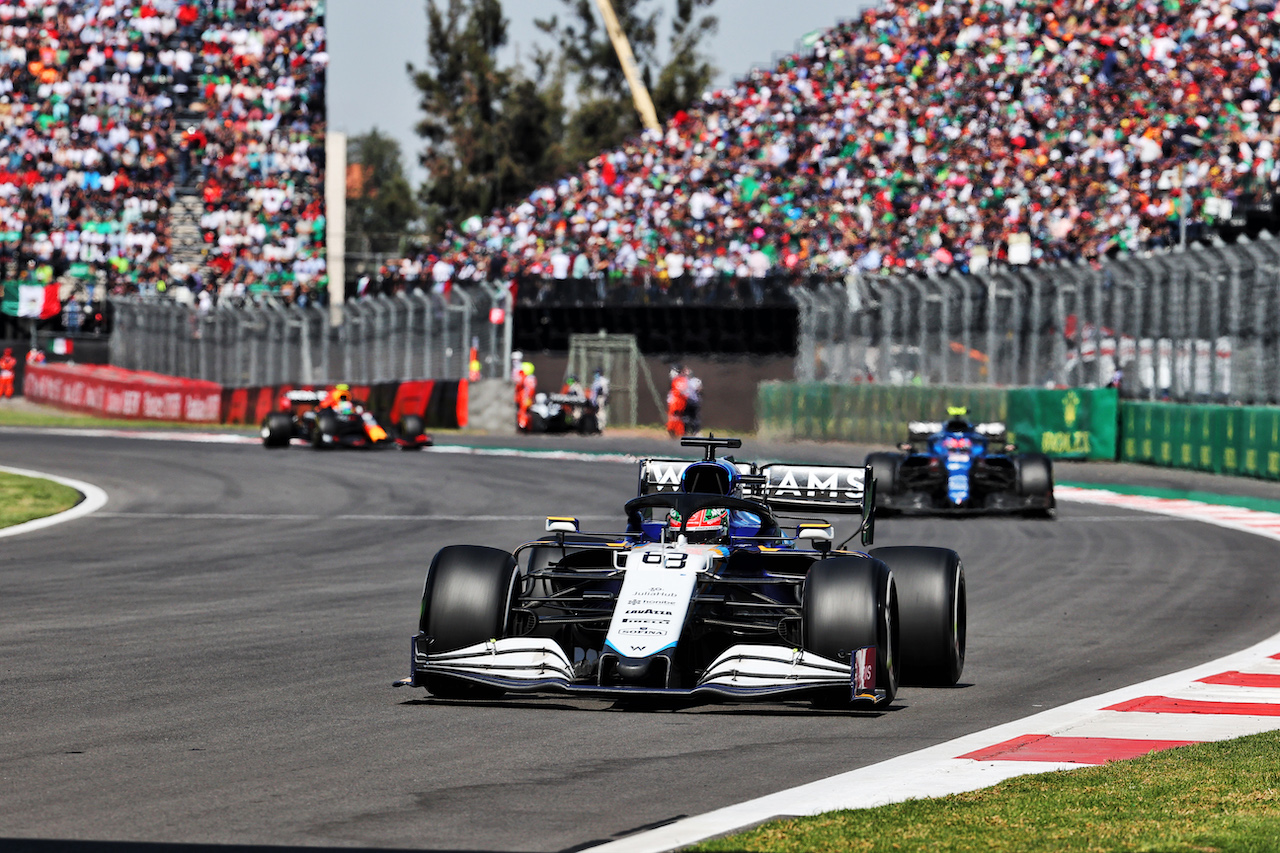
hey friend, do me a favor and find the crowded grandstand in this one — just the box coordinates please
[0,0,325,324]
[2,0,1279,318]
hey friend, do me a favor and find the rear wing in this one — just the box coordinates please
[755,464,870,513]
[285,390,325,403]
[637,458,877,546]
[907,420,1007,442]
[757,463,877,546]
[636,458,753,496]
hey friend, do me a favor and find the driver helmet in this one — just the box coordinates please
[2,347,10,356]
[666,507,728,543]
[944,405,971,432]
[336,400,354,414]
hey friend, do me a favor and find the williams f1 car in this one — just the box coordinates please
[866,407,1053,515]
[261,388,432,450]
[396,436,965,708]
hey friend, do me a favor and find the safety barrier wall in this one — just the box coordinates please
[23,363,223,422]
[222,380,467,430]
[756,382,1119,460]
[1120,401,1280,480]
[756,382,1008,445]
[22,363,467,429]
[1007,388,1119,461]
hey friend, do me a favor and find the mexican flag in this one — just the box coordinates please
[0,282,61,319]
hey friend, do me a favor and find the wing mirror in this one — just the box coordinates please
[796,523,833,554]
[545,517,580,533]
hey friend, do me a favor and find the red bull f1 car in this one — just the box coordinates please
[866,408,1054,516]
[395,437,965,709]
[261,388,432,450]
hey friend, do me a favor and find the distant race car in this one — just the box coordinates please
[523,391,601,435]
[866,407,1053,516]
[395,436,966,709]
[260,388,432,450]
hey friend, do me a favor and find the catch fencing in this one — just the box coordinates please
[108,285,513,387]
[796,234,1280,405]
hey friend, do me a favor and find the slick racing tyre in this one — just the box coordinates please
[864,452,901,514]
[870,546,965,686]
[528,412,548,433]
[312,411,338,449]
[802,556,898,708]
[419,545,519,699]
[399,414,427,449]
[261,412,293,448]
[1016,453,1055,517]
[577,412,599,435]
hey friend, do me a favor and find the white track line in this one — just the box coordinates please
[587,484,1280,853]
[0,465,108,538]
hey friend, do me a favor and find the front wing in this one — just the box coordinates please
[395,636,884,702]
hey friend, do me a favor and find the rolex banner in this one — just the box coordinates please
[0,282,61,319]
[1006,387,1119,461]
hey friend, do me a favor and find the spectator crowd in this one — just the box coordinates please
[0,0,327,321]
[416,0,1280,295]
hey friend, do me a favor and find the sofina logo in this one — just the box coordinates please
[1063,391,1080,428]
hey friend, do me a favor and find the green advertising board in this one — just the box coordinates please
[1120,401,1280,480]
[1006,388,1119,461]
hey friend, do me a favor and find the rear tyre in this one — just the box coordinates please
[578,412,599,435]
[419,545,518,699]
[803,556,898,708]
[399,414,426,449]
[261,412,293,448]
[864,452,902,515]
[529,412,547,433]
[1016,453,1055,518]
[870,546,965,686]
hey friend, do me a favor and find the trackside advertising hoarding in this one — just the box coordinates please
[756,382,1118,459]
[23,363,223,422]
[1121,401,1280,480]
[1006,387,1119,461]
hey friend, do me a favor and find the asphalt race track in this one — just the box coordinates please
[3,431,1280,852]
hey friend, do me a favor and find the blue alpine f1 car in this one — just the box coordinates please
[396,437,966,709]
[866,408,1054,516]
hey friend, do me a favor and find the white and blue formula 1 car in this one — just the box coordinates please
[396,437,966,709]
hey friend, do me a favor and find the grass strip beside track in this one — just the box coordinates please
[1059,480,1280,515]
[0,406,252,432]
[0,470,82,529]
[691,731,1280,853]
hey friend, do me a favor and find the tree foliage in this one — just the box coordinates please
[536,0,717,161]
[346,128,419,253]
[411,0,717,235]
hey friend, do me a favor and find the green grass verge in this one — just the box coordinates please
[0,470,82,529]
[0,407,251,431]
[691,731,1280,853]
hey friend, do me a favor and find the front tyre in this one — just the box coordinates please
[261,412,293,448]
[870,546,965,686]
[803,556,898,708]
[419,545,518,699]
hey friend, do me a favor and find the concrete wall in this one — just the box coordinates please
[528,353,793,433]
[467,379,517,434]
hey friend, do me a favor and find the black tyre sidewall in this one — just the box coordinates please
[1016,453,1053,496]
[263,412,292,447]
[870,546,965,686]
[803,556,899,707]
[420,545,518,699]
[864,452,900,496]
[400,414,425,440]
